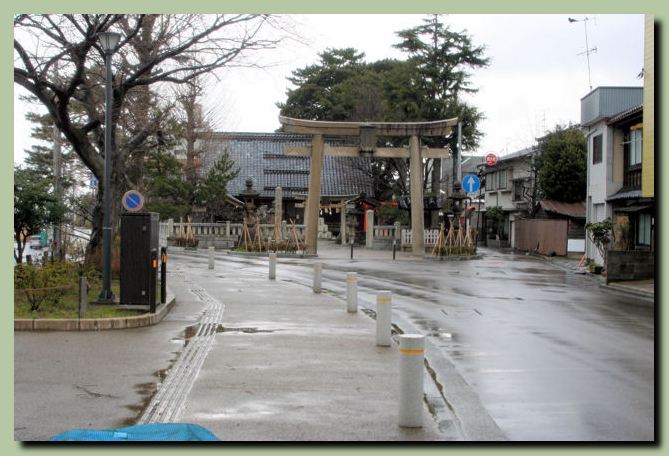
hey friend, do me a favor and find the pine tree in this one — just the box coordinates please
[196,152,240,222]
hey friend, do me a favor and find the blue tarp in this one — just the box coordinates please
[49,423,220,441]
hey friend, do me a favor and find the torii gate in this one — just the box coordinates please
[279,116,459,255]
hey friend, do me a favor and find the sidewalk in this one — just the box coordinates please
[602,279,655,300]
[537,252,655,300]
[165,253,463,441]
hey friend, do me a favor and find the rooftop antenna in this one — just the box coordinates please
[568,16,597,91]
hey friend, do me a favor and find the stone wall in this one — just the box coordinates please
[606,250,654,283]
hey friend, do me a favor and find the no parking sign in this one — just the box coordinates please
[122,190,145,212]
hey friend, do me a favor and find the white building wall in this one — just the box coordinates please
[585,120,619,265]
[588,123,608,206]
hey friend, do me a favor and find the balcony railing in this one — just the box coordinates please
[623,165,642,189]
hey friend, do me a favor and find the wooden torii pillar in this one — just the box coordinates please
[279,116,458,255]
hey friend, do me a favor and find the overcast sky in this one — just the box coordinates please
[13,13,645,163]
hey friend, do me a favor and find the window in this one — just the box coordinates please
[637,213,651,245]
[513,180,525,201]
[498,170,507,190]
[623,128,643,188]
[486,172,495,191]
[627,128,642,166]
[592,134,603,164]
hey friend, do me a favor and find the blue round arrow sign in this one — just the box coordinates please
[122,190,145,212]
[463,175,481,193]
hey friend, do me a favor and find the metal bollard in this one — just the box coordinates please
[393,240,397,260]
[376,291,392,346]
[160,246,167,304]
[150,249,158,314]
[269,253,276,280]
[346,272,358,313]
[208,246,215,270]
[399,334,425,428]
[79,276,87,319]
[313,262,322,293]
[350,240,354,260]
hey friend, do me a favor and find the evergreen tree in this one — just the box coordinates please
[196,152,240,221]
[278,48,368,121]
[14,166,66,264]
[536,125,587,203]
[143,149,193,221]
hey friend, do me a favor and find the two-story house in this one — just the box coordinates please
[581,86,654,279]
[480,147,537,247]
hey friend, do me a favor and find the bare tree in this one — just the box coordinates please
[14,14,288,262]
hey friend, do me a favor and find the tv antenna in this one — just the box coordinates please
[568,16,597,91]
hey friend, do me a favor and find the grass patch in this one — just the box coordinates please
[14,261,163,319]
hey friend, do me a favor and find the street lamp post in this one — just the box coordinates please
[97,31,121,304]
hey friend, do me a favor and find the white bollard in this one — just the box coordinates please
[313,263,322,293]
[269,253,276,280]
[399,334,425,428]
[346,272,357,313]
[208,246,215,270]
[376,291,392,346]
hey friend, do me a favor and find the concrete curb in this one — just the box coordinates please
[14,290,176,332]
[600,282,655,301]
[391,312,508,441]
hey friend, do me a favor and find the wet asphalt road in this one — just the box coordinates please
[217,247,654,441]
[14,245,654,441]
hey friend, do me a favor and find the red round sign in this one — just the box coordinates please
[485,153,498,166]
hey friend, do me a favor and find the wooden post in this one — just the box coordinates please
[409,135,425,254]
[305,134,324,255]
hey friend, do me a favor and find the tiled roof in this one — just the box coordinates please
[203,133,374,199]
[497,146,537,162]
[539,200,586,218]
[606,188,642,202]
[608,104,643,125]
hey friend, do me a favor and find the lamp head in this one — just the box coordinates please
[98,32,121,53]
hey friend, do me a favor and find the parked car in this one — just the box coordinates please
[28,235,44,249]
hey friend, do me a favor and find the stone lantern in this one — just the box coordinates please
[240,178,259,224]
[447,180,471,229]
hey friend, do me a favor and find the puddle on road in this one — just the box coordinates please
[216,326,277,334]
[121,366,172,427]
[171,324,200,347]
[413,318,456,341]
